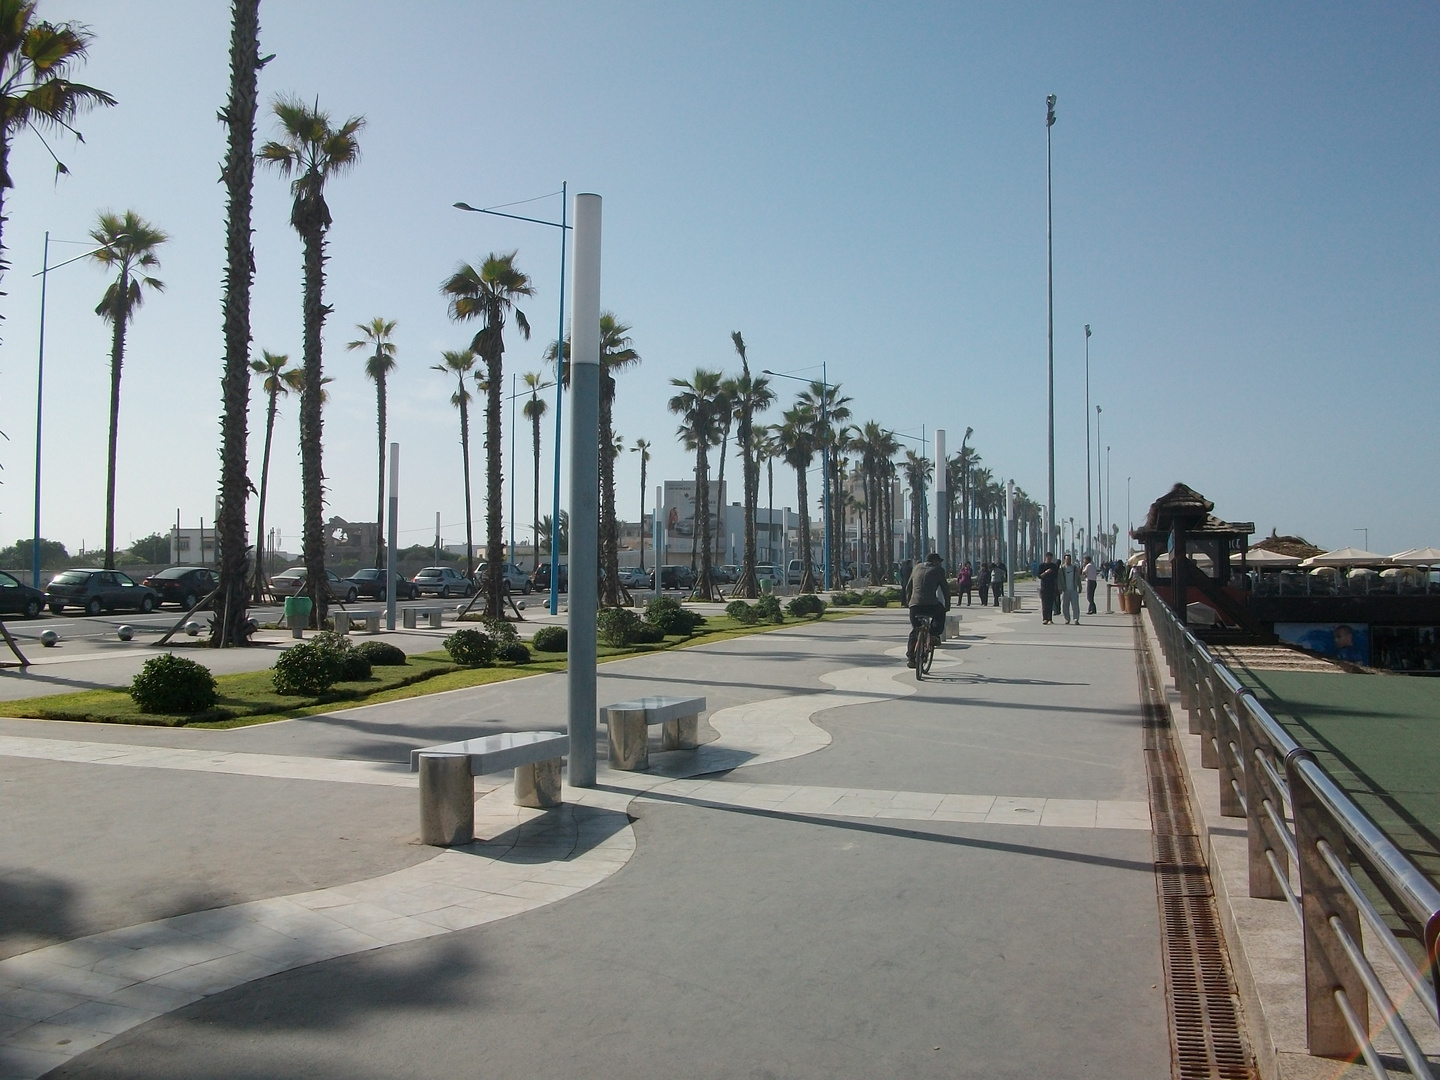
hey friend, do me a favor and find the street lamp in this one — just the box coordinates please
[957,425,972,563]
[1046,94,1057,570]
[506,375,553,566]
[1094,401,1102,559]
[31,230,128,588]
[454,187,570,615]
[1084,324,1092,557]
[762,364,833,589]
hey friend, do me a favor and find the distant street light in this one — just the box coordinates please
[1046,93,1057,556]
[1084,324,1092,557]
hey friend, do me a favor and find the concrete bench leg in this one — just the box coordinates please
[403,608,418,629]
[661,713,700,750]
[514,757,562,808]
[607,707,649,771]
[335,612,352,635]
[419,753,474,846]
[426,611,443,629]
[364,616,381,634]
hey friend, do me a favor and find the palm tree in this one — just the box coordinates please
[260,96,363,625]
[521,371,548,571]
[346,317,397,566]
[755,424,779,567]
[903,451,934,560]
[442,252,533,615]
[776,404,819,592]
[668,368,724,600]
[538,511,569,555]
[433,349,478,579]
[88,210,166,571]
[727,334,775,598]
[799,381,851,586]
[632,438,651,573]
[213,0,265,647]
[249,352,302,600]
[0,2,114,306]
[548,312,641,606]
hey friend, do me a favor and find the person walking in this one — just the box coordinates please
[957,561,973,606]
[902,553,950,667]
[977,562,992,606]
[1083,554,1098,614]
[991,558,1006,606]
[1060,552,1082,625]
[1037,552,1059,625]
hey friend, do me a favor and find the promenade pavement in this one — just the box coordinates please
[0,601,1169,1079]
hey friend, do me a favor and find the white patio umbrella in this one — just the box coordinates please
[1388,547,1440,566]
[1232,549,1302,568]
[1299,546,1390,568]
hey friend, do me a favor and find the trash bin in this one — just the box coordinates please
[283,595,312,638]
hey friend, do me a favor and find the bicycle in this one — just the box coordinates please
[913,618,936,680]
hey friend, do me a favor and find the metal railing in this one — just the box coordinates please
[1140,578,1440,1077]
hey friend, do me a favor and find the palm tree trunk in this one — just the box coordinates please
[531,411,541,573]
[213,0,260,646]
[714,418,730,569]
[766,457,774,568]
[796,464,814,593]
[251,389,278,602]
[637,453,647,574]
[739,412,757,598]
[374,372,386,568]
[484,357,504,615]
[103,281,128,571]
[299,225,329,627]
[459,383,473,581]
[695,441,713,599]
[599,385,620,607]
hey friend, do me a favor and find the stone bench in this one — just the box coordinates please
[402,606,444,629]
[410,731,569,846]
[944,614,962,639]
[334,609,381,635]
[601,695,706,771]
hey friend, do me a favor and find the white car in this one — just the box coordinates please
[755,564,781,588]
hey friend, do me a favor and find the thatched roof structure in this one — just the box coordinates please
[1252,530,1324,559]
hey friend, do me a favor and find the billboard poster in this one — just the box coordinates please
[661,480,725,556]
[1275,622,1371,666]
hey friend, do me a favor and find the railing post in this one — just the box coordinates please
[1288,753,1368,1060]
[1217,682,1244,817]
[1238,689,1288,899]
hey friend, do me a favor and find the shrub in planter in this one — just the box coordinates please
[444,628,496,667]
[482,616,519,644]
[786,593,827,619]
[273,642,344,695]
[308,630,372,680]
[725,599,759,624]
[754,594,784,623]
[497,641,531,664]
[633,621,666,643]
[354,641,407,666]
[130,653,218,714]
[645,595,703,636]
[532,626,568,652]
[881,587,904,604]
[598,606,643,647]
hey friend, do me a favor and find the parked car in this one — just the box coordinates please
[787,559,806,585]
[716,564,740,585]
[141,566,219,610]
[658,564,696,590]
[531,562,569,593]
[46,569,159,615]
[755,564,781,588]
[343,568,418,601]
[0,570,46,619]
[269,567,359,604]
[617,566,652,589]
[412,566,474,598]
[477,561,531,594]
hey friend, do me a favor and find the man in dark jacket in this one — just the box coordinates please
[902,553,950,667]
[1037,551,1059,625]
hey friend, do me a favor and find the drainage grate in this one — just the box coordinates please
[1135,620,1257,1080]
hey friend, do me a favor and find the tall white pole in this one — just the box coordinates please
[1006,479,1016,603]
[934,429,947,568]
[386,443,399,630]
[567,193,602,788]
[654,484,663,599]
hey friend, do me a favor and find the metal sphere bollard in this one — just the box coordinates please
[184,621,202,637]
[116,625,134,642]
[40,630,58,647]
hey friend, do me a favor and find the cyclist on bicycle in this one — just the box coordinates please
[902,552,950,668]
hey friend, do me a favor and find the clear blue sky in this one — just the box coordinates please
[1,1,1435,559]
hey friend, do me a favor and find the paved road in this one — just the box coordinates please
[0,604,1169,1079]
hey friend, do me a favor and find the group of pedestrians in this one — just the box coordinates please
[954,560,1007,607]
[1035,552,1101,625]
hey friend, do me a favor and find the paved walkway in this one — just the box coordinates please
[1,602,1168,1079]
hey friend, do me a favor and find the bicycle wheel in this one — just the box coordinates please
[921,633,936,676]
[914,628,928,681]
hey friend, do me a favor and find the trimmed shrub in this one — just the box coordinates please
[273,642,344,695]
[725,599,759,625]
[354,640,407,666]
[130,653,218,714]
[645,595,703,636]
[787,593,827,619]
[308,630,371,680]
[633,621,666,644]
[754,594,784,623]
[861,591,891,607]
[532,626,568,653]
[598,606,643,647]
[482,616,519,644]
[444,628,496,667]
[497,641,531,664]
[881,587,904,604]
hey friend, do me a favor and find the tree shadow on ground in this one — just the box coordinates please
[0,869,81,959]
